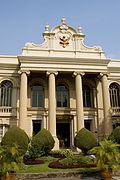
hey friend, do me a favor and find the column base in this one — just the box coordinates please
[52,136,59,150]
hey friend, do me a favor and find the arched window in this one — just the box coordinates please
[31,84,44,107]
[57,84,69,107]
[109,83,120,107]
[0,80,13,106]
[83,85,92,107]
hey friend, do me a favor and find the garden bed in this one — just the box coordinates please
[48,160,96,169]
[24,159,44,165]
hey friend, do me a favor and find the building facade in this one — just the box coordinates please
[0,18,120,149]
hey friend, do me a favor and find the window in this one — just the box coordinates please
[0,80,13,106]
[31,84,44,107]
[109,83,120,107]
[83,85,92,107]
[57,84,69,107]
[0,124,9,142]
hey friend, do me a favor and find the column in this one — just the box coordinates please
[73,72,85,131]
[19,70,30,131]
[46,71,59,150]
[100,73,112,136]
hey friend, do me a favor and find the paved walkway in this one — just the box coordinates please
[16,170,120,180]
[26,176,120,180]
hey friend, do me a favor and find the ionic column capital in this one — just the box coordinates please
[73,71,85,77]
[18,70,30,75]
[98,72,110,78]
[46,71,58,76]
[100,72,108,76]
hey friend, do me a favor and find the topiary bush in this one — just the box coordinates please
[1,126,29,156]
[74,128,98,154]
[29,128,55,160]
[109,126,120,144]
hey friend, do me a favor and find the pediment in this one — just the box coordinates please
[22,17,105,59]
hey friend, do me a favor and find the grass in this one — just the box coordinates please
[18,156,97,173]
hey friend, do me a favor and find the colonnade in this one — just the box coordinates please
[19,70,111,148]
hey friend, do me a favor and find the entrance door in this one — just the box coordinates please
[84,120,91,131]
[32,120,41,136]
[56,122,70,148]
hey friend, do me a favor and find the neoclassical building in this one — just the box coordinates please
[0,17,120,149]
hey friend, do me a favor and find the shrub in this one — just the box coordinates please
[1,126,29,156]
[0,144,23,174]
[50,149,73,158]
[59,154,92,166]
[90,139,120,170]
[74,128,97,154]
[109,126,120,144]
[29,128,55,160]
[60,149,73,158]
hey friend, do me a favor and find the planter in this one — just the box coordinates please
[100,170,112,180]
[0,173,15,180]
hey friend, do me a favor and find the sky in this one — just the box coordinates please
[0,0,120,59]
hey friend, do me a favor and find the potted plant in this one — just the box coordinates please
[0,144,23,180]
[90,139,120,180]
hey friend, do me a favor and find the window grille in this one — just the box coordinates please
[57,84,69,107]
[0,81,13,106]
[31,84,44,107]
[83,85,93,107]
[109,83,120,107]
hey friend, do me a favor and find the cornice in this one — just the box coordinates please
[0,64,19,71]
[0,55,17,58]
[18,55,110,66]
[108,67,120,72]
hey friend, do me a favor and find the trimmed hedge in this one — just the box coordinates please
[74,128,97,154]
[1,126,29,156]
[29,128,55,160]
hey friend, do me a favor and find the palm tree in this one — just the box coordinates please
[90,139,120,180]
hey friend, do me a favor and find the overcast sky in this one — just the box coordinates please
[0,0,120,59]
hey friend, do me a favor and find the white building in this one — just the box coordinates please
[0,18,120,149]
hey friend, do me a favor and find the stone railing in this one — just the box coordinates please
[110,107,120,116]
[0,107,17,117]
[0,107,12,113]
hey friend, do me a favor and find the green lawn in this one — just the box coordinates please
[18,155,120,173]
[18,156,97,173]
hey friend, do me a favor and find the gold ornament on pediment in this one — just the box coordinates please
[59,35,70,48]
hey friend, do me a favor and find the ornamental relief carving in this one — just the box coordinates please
[56,24,72,48]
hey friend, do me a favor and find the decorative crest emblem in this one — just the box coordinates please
[59,35,70,48]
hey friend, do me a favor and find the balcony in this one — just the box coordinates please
[0,107,17,116]
[110,107,120,116]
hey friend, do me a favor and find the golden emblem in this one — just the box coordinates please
[59,35,70,48]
